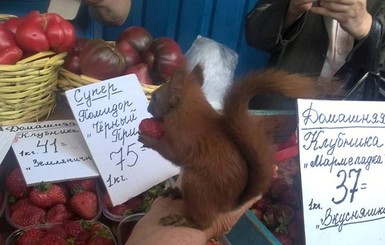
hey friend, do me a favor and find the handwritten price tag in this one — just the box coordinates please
[297,99,385,245]
[65,74,179,206]
[10,120,99,185]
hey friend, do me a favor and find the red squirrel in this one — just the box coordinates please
[138,65,336,230]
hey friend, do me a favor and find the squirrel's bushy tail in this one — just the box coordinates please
[222,69,328,203]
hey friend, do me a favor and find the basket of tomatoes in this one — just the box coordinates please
[0,11,75,126]
[57,26,186,100]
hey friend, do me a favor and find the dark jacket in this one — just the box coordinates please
[245,0,385,108]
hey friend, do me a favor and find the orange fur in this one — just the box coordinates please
[138,66,332,229]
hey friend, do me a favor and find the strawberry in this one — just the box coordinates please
[10,203,46,227]
[6,167,30,198]
[17,228,45,245]
[66,178,96,193]
[273,232,293,245]
[139,117,165,139]
[39,233,67,245]
[269,178,290,200]
[87,224,115,245]
[274,204,295,226]
[102,192,113,210]
[9,197,31,215]
[109,203,131,216]
[63,221,92,241]
[252,196,271,213]
[46,203,73,223]
[70,191,98,220]
[29,183,68,208]
[278,186,298,206]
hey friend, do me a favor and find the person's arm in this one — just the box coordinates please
[125,195,261,245]
[244,0,315,52]
[85,0,131,26]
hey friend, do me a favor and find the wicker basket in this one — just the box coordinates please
[58,68,160,100]
[0,51,66,126]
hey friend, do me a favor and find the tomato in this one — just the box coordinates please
[14,11,75,53]
[15,13,50,53]
[116,41,142,68]
[45,13,76,53]
[142,37,186,84]
[0,24,18,50]
[63,38,89,74]
[122,63,153,85]
[2,17,24,34]
[79,39,126,80]
[0,46,23,65]
[117,26,153,54]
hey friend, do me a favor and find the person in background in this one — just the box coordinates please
[244,0,385,109]
[84,0,132,26]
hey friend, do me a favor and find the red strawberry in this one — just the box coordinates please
[278,186,298,206]
[17,228,45,245]
[250,208,263,220]
[9,197,31,215]
[139,117,165,139]
[46,203,73,223]
[66,178,96,193]
[44,225,68,239]
[125,196,143,209]
[87,224,114,245]
[0,191,4,208]
[10,203,46,227]
[252,196,271,213]
[262,208,278,229]
[6,167,30,198]
[102,192,113,210]
[269,178,290,200]
[29,183,68,208]
[39,233,67,245]
[63,221,92,241]
[70,191,98,220]
[109,203,131,216]
[274,204,295,226]
[273,232,293,245]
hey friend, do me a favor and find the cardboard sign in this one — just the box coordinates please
[297,99,385,245]
[47,0,81,20]
[9,120,99,185]
[65,74,179,206]
[0,128,16,164]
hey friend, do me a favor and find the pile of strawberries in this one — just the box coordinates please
[250,136,305,245]
[102,181,167,220]
[5,167,99,228]
[13,220,115,245]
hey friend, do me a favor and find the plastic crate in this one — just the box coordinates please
[227,210,282,245]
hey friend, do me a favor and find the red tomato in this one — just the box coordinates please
[0,24,18,50]
[0,46,23,65]
[116,41,142,67]
[142,37,186,84]
[117,26,153,54]
[15,14,50,53]
[122,63,153,85]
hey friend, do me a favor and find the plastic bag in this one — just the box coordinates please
[184,36,238,110]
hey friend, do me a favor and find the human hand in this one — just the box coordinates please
[285,0,316,28]
[311,0,372,40]
[125,192,262,245]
